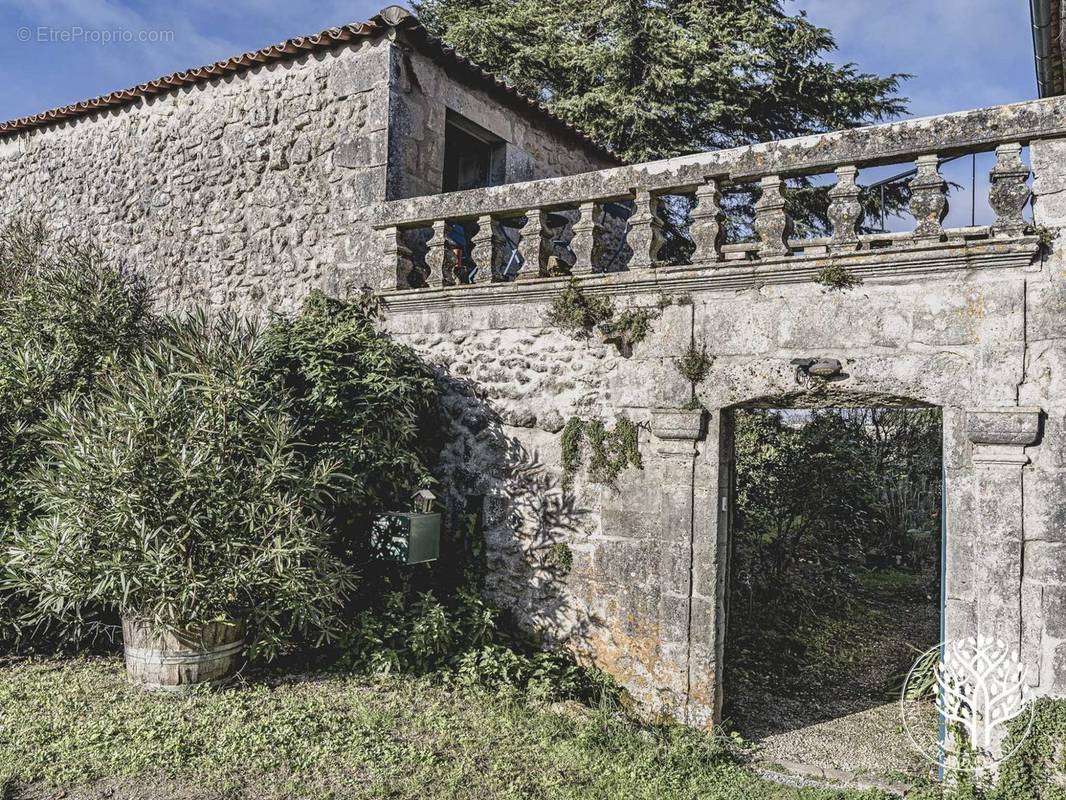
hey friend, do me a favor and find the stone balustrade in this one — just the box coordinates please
[374,96,1066,291]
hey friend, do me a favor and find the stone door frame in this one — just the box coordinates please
[655,398,1042,725]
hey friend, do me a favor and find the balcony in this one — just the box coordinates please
[373,97,1060,310]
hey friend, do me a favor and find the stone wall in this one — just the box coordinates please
[382,157,1066,721]
[0,27,614,315]
[0,38,396,317]
[1020,137,1066,691]
[386,44,616,200]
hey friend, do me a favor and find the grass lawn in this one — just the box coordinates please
[0,656,938,800]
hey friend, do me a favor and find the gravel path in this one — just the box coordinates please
[727,574,942,785]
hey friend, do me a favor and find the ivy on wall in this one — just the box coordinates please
[560,415,643,489]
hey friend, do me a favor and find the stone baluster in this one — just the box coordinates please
[517,209,553,277]
[690,177,723,264]
[569,201,603,274]
[910,154,948,242]
[989,143,1031,238]
[470,214,504,282]
[425,219,455,287]
[827,165,863,253]
[383,225,414,288]
[754,175,792,258]
[628,189,664,269]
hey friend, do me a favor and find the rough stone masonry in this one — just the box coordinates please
[3,5,1066,730]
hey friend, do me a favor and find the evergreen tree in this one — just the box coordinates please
[413,0,907,164]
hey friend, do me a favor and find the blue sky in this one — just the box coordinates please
[0,1,1038,227]
[0,1,1037,125]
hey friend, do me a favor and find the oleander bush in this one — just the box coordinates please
[0,221,157,647]
[3,313,355,659]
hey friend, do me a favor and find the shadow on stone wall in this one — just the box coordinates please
[433,370,605,651]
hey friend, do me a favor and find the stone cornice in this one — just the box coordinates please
[380,238,1039,314]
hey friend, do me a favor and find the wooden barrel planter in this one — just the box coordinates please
[122,618,245,691]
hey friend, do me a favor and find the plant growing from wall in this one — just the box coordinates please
[542,542,574,576]
[560,415,643,488]
[560,416,585,490]
[674,338,713,410]
[814,263,863,291]
[610,307,656,347]
[547,282,677,355]
[1025,223,1058,254]
[545,280,615,339]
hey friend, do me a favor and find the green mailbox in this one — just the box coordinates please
[371,512,441,565]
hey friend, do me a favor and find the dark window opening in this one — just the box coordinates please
[442,110,505,193]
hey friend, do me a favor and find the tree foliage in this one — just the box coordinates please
[732,408,941,603]
[413,0,907,164]
[727,407,942,693]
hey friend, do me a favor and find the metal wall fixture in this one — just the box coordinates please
[790,357,844,383]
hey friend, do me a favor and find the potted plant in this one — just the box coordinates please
[3,313,354,689]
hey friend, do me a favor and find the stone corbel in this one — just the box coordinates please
[651,408,706,456]
[966,407,1042,464]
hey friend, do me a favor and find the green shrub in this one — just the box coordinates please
[260,290,439,559]
[341,584,616,705]
[342,587,495,675]
[0,221,157,647]
[989,697,1066,799]
[3,313,354,659]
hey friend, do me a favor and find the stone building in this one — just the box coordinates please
[0,6,617,316]
[4,5,1066,731]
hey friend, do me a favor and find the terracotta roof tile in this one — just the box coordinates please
[0,5,620,163]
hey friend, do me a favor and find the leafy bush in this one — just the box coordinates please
[342,587,495,675]
[259,290,439,560]
[3,313,354,659]
[0,221,157,647]
[988,697,1066,799]
[341,583,616,705]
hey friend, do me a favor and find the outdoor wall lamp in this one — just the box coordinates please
[791,357,843,383]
